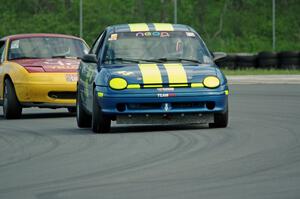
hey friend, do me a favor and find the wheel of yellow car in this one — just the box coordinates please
[3,79,22,119]
[92,90,111,133]
[76,90,91,128]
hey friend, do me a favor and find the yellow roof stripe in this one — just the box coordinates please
[128,23,149,32]
[164,63,188,84]
[153,23,174,31]
[138,64,163,85]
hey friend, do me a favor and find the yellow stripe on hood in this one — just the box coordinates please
[153,23,174,31]
[138,64,163,85]
[163,63,188,84]
[129,23,149,32]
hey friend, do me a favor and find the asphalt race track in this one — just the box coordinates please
[0,84,300,199]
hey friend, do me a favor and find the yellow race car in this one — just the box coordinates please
[0,33,89,119]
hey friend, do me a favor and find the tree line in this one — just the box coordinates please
[0,0,299,52]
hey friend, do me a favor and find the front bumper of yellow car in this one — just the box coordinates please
[14,73,77,108]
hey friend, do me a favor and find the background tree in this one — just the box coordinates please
[0,0,298,52]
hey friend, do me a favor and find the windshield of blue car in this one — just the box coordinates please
[8,37,89,60]
[103,31,213,64]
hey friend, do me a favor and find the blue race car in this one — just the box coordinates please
[77,23,229,133]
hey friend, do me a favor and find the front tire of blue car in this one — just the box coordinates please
[92,90,111,133]
[209,104,228,128]
[76,91,91,128]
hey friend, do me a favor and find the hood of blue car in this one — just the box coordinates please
[104,63,217,85]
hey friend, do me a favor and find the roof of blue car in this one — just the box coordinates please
[108,23,194,33]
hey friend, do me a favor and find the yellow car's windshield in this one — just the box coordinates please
[8,37,89,60]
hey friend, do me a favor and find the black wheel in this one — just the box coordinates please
[3,79,22,119]
[209,104,228,128]
[76,91,91,128]
[67,107,76,114]
[92,90,111,133]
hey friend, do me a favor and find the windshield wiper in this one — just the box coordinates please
[10,56,41,60]
[157,57,203,64]
[177,58,203,64]
[52,55,81,59]
[138,59,164,63]
[105,57,202,64]
[152,57,203,64]
[106,58,140,63]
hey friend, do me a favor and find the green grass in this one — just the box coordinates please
[222,69,300,76]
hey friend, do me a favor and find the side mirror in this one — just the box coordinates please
[82,54,98,63]
[212,52,227,62]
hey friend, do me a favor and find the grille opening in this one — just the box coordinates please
[127,103,161,110]
[206,102,215,110]
[48,92,76,99]
[116,103,126,112]
[171,102,204,108]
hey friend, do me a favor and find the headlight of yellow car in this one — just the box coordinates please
[203,76,220,88]
[109,78,128,90]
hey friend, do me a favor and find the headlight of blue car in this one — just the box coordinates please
[203,76,220,88]
[109,77,128,90]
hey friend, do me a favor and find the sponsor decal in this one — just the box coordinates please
[157,93,176,98]
[49,65,78,70]
[43,60,76,66]
[65,74,78,82]
[136,32,170,38]
[108,34,118,41]
[157,88,174,92]
[186,32,196,37]
[116,71,134,76]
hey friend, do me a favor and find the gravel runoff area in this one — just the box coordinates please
[227,75,300,84]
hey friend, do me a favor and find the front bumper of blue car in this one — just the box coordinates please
[95,86,228,116]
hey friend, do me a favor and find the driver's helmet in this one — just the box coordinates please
[175,39,184,57]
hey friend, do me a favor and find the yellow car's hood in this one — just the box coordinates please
[12,58,80,73]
